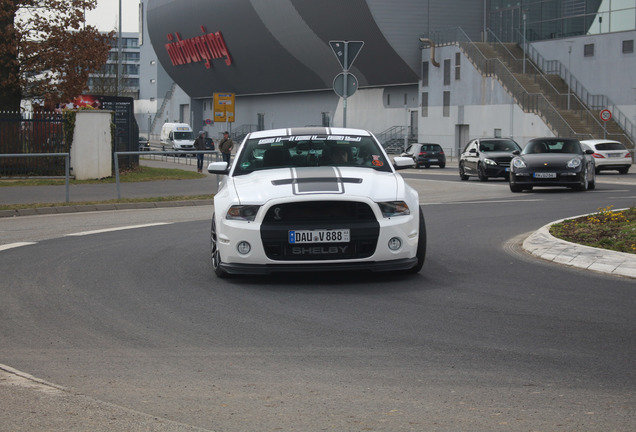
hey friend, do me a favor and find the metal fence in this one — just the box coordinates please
[0,111,67,176]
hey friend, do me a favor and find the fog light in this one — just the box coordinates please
[388,237,402,251]
[237,241,251,255]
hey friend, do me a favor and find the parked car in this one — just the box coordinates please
[509,137,595,192]
[138,136,150,151]
[205,137,215,150]
[459,138,521,181]
[401,143,446,168]
[206,127,426,277]
[580,139,632,174]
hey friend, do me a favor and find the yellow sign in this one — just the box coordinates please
[214,92,235,122]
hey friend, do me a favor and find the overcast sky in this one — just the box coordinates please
[84,0,139,33]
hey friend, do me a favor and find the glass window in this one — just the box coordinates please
[623,40,634,53]
[233,134,392,176]
[443,91,450,117]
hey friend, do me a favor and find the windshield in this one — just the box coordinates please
[522,139,582,155]
[233,134,392,176]
[174,131,194,140]
[595,142,626,151]
[479,140,520,152]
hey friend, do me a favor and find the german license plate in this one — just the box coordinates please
[289,229,350,244]
[534,172,556,178]
[429,159,438,162]
[607,153,621,158]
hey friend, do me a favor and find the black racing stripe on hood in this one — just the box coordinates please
[270,166,362,195]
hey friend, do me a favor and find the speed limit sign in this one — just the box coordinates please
[600,109,612,122]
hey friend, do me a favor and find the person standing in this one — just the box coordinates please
[194,130,207,173]
[218,131,234,164]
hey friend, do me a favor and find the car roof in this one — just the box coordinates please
[246,127,372,139]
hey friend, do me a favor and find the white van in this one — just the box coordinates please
[160,123,195,152]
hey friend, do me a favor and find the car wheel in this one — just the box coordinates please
[407,207,427,274]
[439,163,446,168]
[595,167,601,174]
[588,168,596,190]
[424,164,430,169]
[477,163,488,181]
[509,182,523,193]
[210,214,228,278]
[618,167,629,175]
[575,168,588,191]
[459,162,469,181]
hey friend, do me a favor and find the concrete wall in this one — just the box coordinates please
[417,44,553,156]
[70,110,112,180]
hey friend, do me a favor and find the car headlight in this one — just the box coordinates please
[484,158,497,166]
[567,158,582,169]
[378,201,410,218]
[512,158,526,169]
[226,205,261,221]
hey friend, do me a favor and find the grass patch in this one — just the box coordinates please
[0,165,205,186]
[550,206,636,254]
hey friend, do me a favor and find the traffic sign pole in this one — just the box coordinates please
[330,40,364,129]
[343,45,349,127]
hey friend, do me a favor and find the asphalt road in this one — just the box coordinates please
[1,169,635,431]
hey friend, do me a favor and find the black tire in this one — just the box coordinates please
[588,168,596,190]
[575,168,589,191]
[407,207,426,274]
[618,167,629,175]
[210,214,228,278]
[477,163,488,181]
[439,163,446,168]
[459,162,469,181]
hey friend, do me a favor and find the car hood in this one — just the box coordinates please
[482,151,516,159]
[229,166,404,204]
[518,153,581,168]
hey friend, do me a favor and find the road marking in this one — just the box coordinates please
[66,222,172,237]
[0,242,38,251]
[423,199,544,205]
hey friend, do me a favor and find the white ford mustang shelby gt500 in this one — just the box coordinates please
[207,127,426,277]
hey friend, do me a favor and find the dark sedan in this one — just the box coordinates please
[401,143,446,168]
[509,137,596,192]
[459,138,521,181]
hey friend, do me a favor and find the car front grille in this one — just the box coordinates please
[260,201,379,261]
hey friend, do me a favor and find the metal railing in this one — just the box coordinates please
[114,150,221,199]
[0,153,70,202]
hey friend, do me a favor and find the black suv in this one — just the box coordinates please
[401,143,446,168]
[459,138,521,181]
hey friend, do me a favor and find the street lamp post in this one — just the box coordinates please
[522,11,527,74]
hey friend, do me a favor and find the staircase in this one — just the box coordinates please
[457,31,634,150]
[376,126,416,153]
[150,82,177,136]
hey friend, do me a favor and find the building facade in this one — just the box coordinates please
[141,0,635,151]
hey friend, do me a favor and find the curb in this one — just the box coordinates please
[0,199,214,219]
[523,220,636,279]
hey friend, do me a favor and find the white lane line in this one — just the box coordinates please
[65,222,172,237]
[422,199,544,205]
[0,242,38,251]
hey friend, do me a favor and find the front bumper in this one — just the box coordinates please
[215,204,420,272]
[483,165,510,177]
[219,257,418,275]
[509,170,583,187]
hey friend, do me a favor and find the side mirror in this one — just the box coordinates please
[512,150,521,155]
[584,149,594,155]
[469,148,477,154]
[208,161,229,174]
[393,156,415,170]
